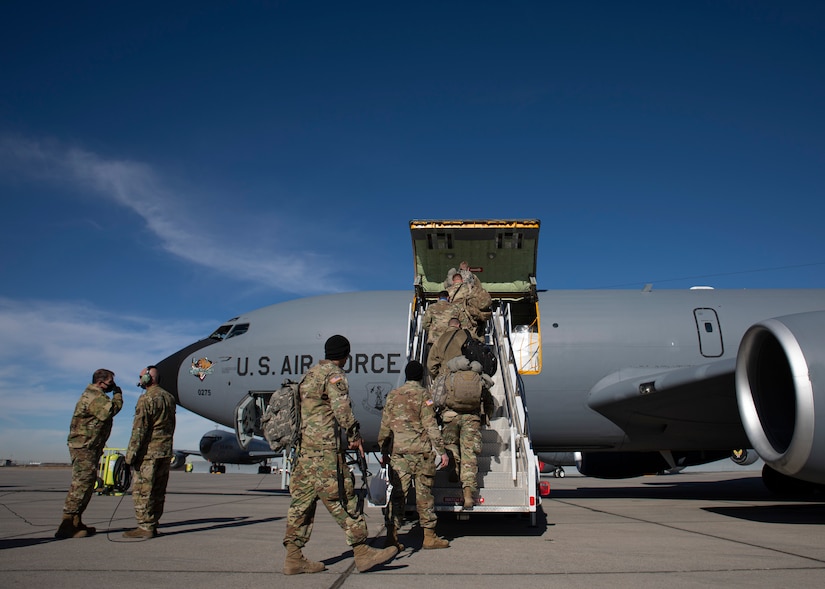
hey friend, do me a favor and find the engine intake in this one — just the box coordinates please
[170,451,188,470]
[736,311,825,484]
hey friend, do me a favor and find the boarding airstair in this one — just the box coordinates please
[407,302,540,523]
[408,219,543,524]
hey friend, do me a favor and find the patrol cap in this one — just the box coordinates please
[405,360,424,381]
[325,335,351,360]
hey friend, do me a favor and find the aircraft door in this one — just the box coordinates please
[693,308,723,357]
[234,392,267,451]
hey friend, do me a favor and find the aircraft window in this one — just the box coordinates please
[209,325,233,340]
[427,232,453,250]
[225,323,250,339]
[704,322,714,333]
[497,232,523,249]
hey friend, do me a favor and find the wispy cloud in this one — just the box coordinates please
[0,135,345,294]
[0,297,214,462]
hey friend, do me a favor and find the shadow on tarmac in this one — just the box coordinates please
[103,515,285,539]
[0,538,58,550]
[549,474,825,502]
[705,503,825,525]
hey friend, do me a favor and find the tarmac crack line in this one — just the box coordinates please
[0,500,38,527]
[552,498,825,567]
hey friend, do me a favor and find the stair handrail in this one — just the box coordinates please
[490,303,537,485]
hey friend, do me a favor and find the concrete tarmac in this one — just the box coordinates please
[2,467,825,588]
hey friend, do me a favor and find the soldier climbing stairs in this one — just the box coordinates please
[408,219,543,524]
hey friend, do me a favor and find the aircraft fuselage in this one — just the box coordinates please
[157,288,825,456]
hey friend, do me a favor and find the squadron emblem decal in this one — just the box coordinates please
[190,357,214,381]
[361,382,391,415]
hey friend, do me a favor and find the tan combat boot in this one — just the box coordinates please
[352,543,398,572]
[55,514,88,539]
[462,487,475,510]
[422,528,450,549]
[282,543,325,575]
[73,515,96,536]
[383,523,405,551]
[122,527,155,539]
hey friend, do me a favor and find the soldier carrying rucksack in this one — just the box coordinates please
[445,268,492,339]
[438,357,495,511]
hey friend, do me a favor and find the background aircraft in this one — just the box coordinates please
[172,429,280,474]
[154,221,825,495]
[537,452,576,478]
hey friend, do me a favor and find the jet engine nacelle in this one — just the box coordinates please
[170,451,188,470]
[730,449,759,466]
[736,310,825,484]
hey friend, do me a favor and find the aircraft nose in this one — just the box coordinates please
[155,338,217,405]
[200,435,218,454]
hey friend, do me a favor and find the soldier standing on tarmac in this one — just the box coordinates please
[123,365,176,539]
[282,335,398,575]
[378,360,451,550]
[55,369,123,539]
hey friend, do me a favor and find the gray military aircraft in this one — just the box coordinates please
[154,220,825,495]
[172,429,280,474]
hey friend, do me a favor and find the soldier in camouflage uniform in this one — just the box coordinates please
[443,260,478,288]
[446,273,475,330]
[441,369,495,510]
[421,291,460,345]
[427,318,469,378]
[446,271,492,339]
[55,369,123,539]
[378,361,450,550]
[123,366,176,539]
[282,335,397,575]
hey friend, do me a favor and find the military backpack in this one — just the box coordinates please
[261,379,301,451]
[460,330,498,376]
[445,370,483,413]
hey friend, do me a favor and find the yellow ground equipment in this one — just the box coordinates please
[95,448,132,495]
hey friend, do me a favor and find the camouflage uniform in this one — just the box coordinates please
[421,298,460,344]
[125,384,176,533]
[441,388,494,496]
[283,360,369,548]
[378,380,445,530]
[443,267,478,288]
[446,282,476,331]
[447,281,492,337]
[427,326,469,378]
[63,383,123,516]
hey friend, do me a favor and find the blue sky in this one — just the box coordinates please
[1,1,824,463]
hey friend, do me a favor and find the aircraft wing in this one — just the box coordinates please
[248,450,283,459]
[175,449,202,456]
[587,358,750,449]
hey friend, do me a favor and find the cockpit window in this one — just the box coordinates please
[225,323,250,339]
[209,325,233,340]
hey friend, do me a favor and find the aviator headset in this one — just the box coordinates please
[138,366,153,387]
